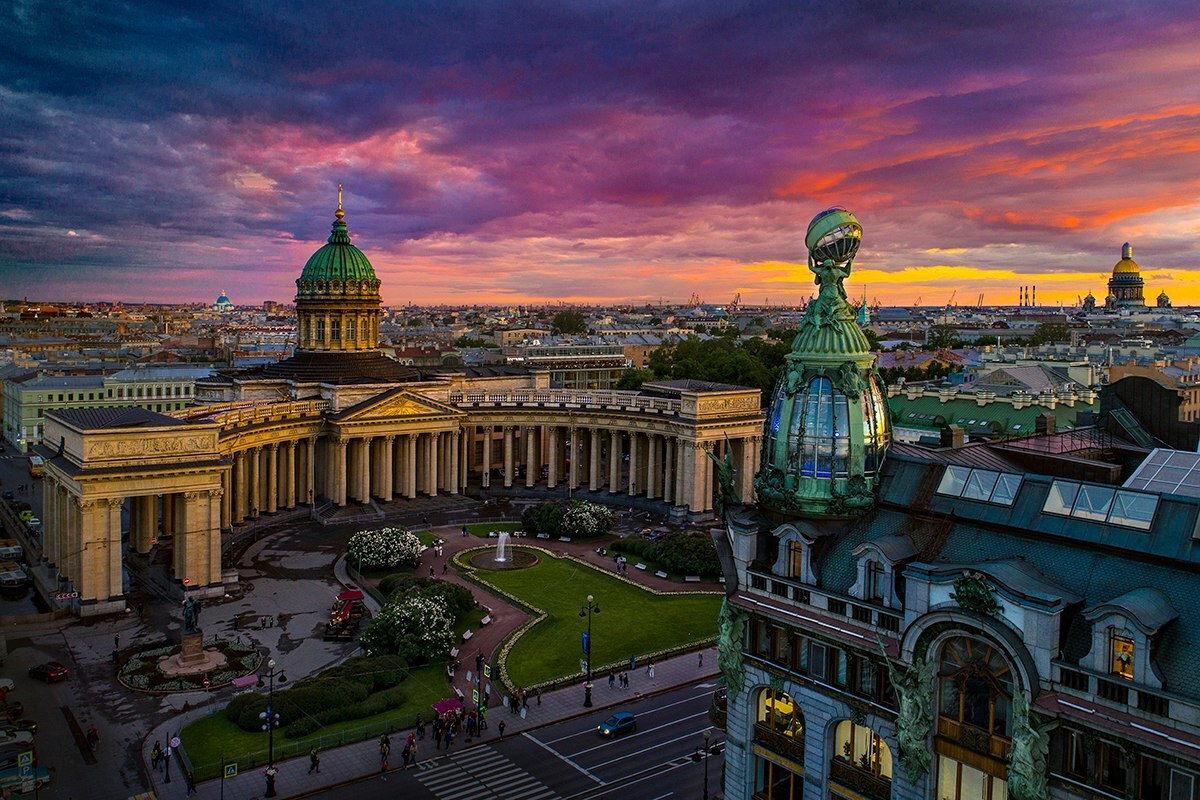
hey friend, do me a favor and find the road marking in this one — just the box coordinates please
[563,756,696,800]
[563,711,710,758]
[418,746,560,799]
[649,794,674,800]
[587,726,715,771]
[523,732,606,785]
[539,690,713,745]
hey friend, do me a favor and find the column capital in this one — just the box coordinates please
[336,437,349,447]
[106,497,124,509]
[268,442,279,452]
[384,434,396,444]
[75,497,96,510]
[503,425,515,433]
[209,488,224,499]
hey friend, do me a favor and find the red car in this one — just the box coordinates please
[28,661,69,683]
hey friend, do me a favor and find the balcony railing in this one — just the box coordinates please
[172,400,330,429]
[448,389,681,415]
[752,723,806,763]
[747,569,904,636]
[937,716,1011,761]
[829,757,893,800]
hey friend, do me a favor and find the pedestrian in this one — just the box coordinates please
[498,720,506,740]
[416,714,425,740]
[151,740,163,770]
[442,562,448,575]
[629,654,635,671]
[443,727,454,751]
[646,658,653,676]
[86,725,100,750]
[401,740,411,769]
[535,687,541,706]
[380,751,388,780]
[649,663,656,681]
[114,633,120,649]
[185,769,197,796]
[429,565,435,578]
[309,748,320,774]
[698,652,704,668]
[462,525,469,538]
[608,671,615,689]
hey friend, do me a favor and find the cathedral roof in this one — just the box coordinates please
[298,192,378,285]
[1112,242,1140,275]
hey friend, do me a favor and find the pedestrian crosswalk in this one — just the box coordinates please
[417,745,560,800]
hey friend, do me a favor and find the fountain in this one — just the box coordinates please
[495,531,511,563]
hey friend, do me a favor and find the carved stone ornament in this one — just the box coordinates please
[878,637,935,782]
[1008,691,1056,800]
[717,597,747,698]
[951,572,1003,616]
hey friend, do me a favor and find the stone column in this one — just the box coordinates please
[79,498,123,605]
[393,433,405,497]
[547,427,559,488]
[523,427,535,488]
[664,437,675,504]
[459,428,470,492]
[307,437,318,506]
[207,489,223,585]
[381,436,395,502]
[608,430,621,492]
[588,428,601,491]
[266,444,279,513]
[646,434,659,499]
[428,432,440,497]
[702,441,714,512]
[482,426,493,488]
[135,495,156,554]
[405,434,418,499]
[680,443,696,513]
[628,433,640,496]
[162,493,177,537]
[359,437,373,503]
[568,428,580,489]
[231,451,245,523]
[247,448,261,517]
[450,431,460,495]
[283,441,296,508]
[333,438,349,506]
[42,478,58,565]
[502,426,514,488]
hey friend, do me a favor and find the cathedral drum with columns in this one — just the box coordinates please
[37,191,764,616]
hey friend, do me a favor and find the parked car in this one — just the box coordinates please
[597,711,637,737]
[0,679,13,694]
[0,763,49,791]
[0,702,24,721]
[27,662,69,684]
[24,518,40,533]
[0,541,22,560]
[0,730,33,749]
[0,721,36,737]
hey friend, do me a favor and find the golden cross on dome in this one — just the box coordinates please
[337,184,343,211]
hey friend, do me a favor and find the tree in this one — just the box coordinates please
[1028,323,1072,346]
[552,309,587,335]
[616,369,647,390]
[453,335,488,348]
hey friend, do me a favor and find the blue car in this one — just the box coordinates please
[597,711,637,737]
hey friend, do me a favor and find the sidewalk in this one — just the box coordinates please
[144,645,719,800]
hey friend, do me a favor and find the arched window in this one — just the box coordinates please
[361,318,369,341]
[936,637,1014,800]
[792,377,851,479]
[756,688,804,740]
[938,637,1013,738]
[834,719,893,780]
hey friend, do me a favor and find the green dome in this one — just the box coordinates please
[298,207,378,284]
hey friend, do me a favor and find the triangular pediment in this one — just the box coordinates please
[336,387,463,421]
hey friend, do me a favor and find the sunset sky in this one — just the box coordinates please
[2,1,1200,308]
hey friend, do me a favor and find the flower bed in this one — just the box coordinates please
[117,639,261,693]
[346,526,422,569]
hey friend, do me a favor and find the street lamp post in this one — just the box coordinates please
[692,728,714,800]
[579,594,600,707]
[260,659,281,797]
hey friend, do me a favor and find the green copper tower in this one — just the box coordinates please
[754,207,891,516]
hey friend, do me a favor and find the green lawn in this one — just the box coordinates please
[477,548,721,688]
[179,661,450,779]
[462,521,524,539]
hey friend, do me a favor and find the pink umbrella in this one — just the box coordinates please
[432,698,463,715]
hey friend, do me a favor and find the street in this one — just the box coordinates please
[314,681,724,800]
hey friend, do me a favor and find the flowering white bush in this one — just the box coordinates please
[561,501,616,538]
[346,527,422,569]
[360,593,454,662]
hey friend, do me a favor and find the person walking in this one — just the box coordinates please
[151,740,164,770]
[442,562,448,575]
[380,750,389,780]
[648,663,656,681]
[416,714,425,740]
[185,769,197,796]
[443,726,454,751]
[608,671,615,689]
[698,651,704,668]
[498,720,507,740]
[308,748,320,774]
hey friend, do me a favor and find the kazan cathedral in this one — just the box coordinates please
[714,209,1200,800]
[36,193,763,615]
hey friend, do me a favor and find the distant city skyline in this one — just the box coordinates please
[2,2,1199,306]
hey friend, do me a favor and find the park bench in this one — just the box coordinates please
[480,616,492,626]
[655,571,668,579]
[635,563,647,570]
[685,576,702,582]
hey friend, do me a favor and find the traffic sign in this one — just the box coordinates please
[483,664,492,679]
[472,688,479,704]
[55,591,78,600]
[170,736,181,748]
[224,763,238,778]
[17,751,32,768]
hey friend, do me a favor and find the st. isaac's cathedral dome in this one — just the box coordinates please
[754,207,891,517]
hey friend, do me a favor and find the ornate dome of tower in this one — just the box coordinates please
[1108,242,1147,310]
[755,207,890,517]
[1112,242,1139,275]
[294,187,384,354]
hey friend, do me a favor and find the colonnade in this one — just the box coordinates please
[41,476,223,606]
[463,423,760,512]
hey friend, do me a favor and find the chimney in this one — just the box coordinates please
[941,424,965,449]
[1036,413,1057,435]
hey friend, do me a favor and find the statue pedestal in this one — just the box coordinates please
[179,632,206,666]
[157,631,228,677]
